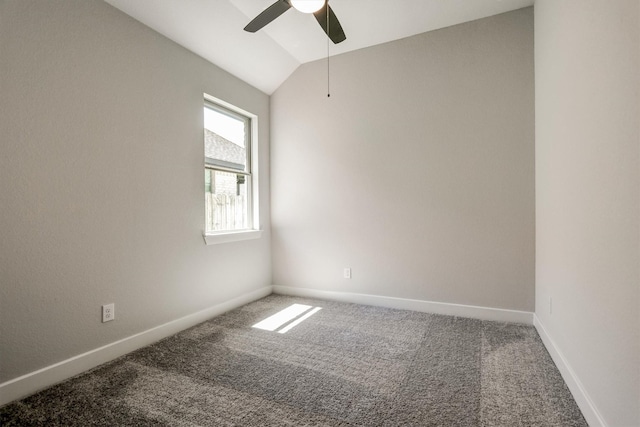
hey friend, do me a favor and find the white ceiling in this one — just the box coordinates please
[104,0,534,94]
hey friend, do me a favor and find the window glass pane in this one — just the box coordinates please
[204,105,247,172]
[203,99,253,235]
[205,170,249,233]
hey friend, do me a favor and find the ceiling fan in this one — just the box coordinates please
[244,0,346,44]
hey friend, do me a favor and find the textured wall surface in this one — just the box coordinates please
[271,8,535,311]
[535,0,640,425]
[0,0,271,383]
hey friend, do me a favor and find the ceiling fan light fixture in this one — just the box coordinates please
[290,0,325,14]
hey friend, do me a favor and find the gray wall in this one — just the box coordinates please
[0,0,271,383]
[271,8,535,312]
[535,0,639,425]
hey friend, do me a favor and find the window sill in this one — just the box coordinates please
[203,229,262,245]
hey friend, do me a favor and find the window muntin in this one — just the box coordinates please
[204,100,252,234]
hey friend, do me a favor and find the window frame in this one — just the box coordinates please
[202,95,261,245]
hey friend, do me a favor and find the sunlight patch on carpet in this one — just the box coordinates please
[252,303,322,333]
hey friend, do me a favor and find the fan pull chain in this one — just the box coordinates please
[327,0,330,98]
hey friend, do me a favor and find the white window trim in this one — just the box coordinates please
[203,94,261,245]
[203,229,262,245]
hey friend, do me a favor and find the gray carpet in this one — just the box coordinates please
[1,295,587,426]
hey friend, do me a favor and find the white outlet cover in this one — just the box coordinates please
[102,303,115,323]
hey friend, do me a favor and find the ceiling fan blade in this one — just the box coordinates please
[313,3,346,44]
[244,0,291,33]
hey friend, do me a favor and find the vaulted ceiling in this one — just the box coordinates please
[104,0,534,94]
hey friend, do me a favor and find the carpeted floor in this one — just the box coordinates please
[1,295,587,426]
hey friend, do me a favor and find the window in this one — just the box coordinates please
[203,97,260,244]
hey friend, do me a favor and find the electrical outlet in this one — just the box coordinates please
[344,267,351,279]
[102,303,115,323]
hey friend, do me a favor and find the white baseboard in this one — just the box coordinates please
[272,285,533,324]
[0,285,273,407]
[533,314,607,427]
